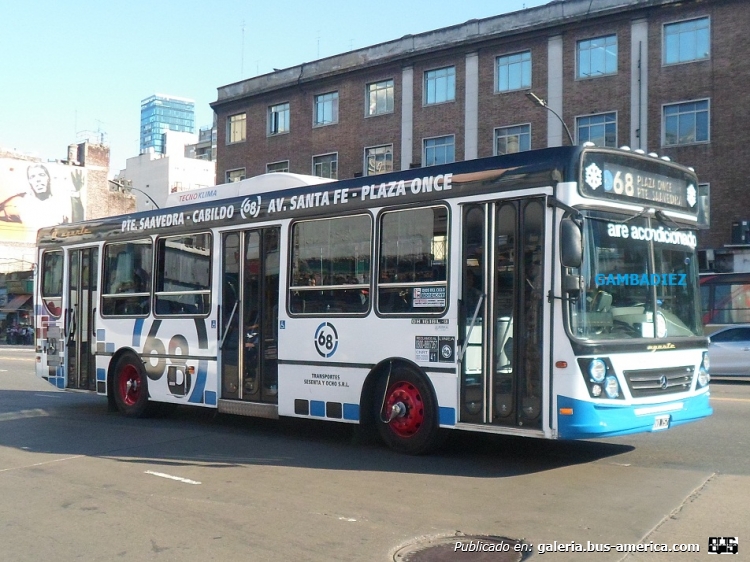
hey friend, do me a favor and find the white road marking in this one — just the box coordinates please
[145,470,201,485]
[0,455,83,473]
[0,409,49,422]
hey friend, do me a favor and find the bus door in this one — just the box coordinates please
[460,199,544,429]
[220,227,280,403]
[66,247,98,390]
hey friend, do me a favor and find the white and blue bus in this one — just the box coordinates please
[34,145,712,454]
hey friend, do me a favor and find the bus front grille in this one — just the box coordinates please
[623,366,694,398]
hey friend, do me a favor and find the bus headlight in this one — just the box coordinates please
[578,357,623,399]
[697,352,710,387]
[588,358,607,383]
[604,375,620,398]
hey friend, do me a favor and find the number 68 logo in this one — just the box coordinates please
[314,322,338,358]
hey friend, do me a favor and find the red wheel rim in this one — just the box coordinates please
[118,364,142,406]
[385,381,424,438]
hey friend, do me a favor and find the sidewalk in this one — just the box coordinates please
[623,473,747,560]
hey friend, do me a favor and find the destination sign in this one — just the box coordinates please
[580,152,698,214]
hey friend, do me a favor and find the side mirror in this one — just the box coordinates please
[560,218,582,269]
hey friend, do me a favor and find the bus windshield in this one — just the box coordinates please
[569,210,702,340]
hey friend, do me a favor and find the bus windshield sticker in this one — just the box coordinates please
[605,223,697,248]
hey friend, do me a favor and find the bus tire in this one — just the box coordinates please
[113,354,150,417]
[375,366,441,455]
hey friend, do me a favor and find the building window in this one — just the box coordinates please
[289,214,371,315]
[698,183,710,226]
[225,168,246,183]
[496,51,531,92]
[365,145,393,176]
[226,113,246,144]
[424,66,455,105]
[577,35,617,78]
[155,233,212,315]
[313,153,338,179]
[314,92,338,126]
[664,17,710,65]
[268,102,290,135]
[494,124,531,155]
[577,112,617,147]
[267,161,290,173]
[366,79,394,116]
[378,205,448,314]
[424,135,455,166]
[663,100,709,146]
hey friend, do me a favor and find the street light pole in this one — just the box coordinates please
[108,179,160,209]
[526,91,575,146]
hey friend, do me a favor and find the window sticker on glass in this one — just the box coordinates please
[413,286,446,308]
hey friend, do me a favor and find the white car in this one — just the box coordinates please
[707,325,750,377]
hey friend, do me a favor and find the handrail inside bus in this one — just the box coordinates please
[219,301,238,350]
[459,293,485,362]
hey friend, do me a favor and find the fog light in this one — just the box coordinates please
[591,384,602,397]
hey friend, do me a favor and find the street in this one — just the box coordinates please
[0,346,746,561]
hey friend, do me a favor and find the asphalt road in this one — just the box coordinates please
[0,347,747,561]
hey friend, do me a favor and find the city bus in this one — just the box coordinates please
[700,272,750,334]
[34,145,712,454]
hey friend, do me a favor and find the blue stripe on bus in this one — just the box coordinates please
[557,393,712,439]
[97,329,106,342]
[194,318,208,349]
[310,400,325,417]
[187,359,208,404]
[439,406,456,426]
[132,319,145,347]
[343,403,359,420]
[96,368,106,382]
[204,390,217,406]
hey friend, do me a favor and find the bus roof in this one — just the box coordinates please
[163,172,335,208]
[37,146,698,247]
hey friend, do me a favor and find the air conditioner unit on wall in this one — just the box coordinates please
[731,220,750,245]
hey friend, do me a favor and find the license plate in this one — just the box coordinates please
[652,414,671,431]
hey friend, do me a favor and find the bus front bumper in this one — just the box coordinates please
[556,391,712,440]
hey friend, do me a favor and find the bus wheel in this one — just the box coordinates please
[376,367,440,455]
[113,354,149,417]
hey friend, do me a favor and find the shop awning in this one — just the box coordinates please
[0,295,32,313]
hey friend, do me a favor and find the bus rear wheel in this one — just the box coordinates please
[113,354,150,417]
[375,366,440,455]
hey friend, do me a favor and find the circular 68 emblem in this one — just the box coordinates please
[314,322,339,358]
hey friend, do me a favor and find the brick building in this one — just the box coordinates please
[211,0,750,254]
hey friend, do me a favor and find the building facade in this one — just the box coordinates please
[140,94,195,155]
[120,130,216,212]
[0,141,133,330]
[211,0,750,256]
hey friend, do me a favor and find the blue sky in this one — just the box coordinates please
[0,0,548,175]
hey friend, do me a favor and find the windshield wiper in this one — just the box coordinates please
[653,209,687,231]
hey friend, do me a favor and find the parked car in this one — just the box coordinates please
[707,325,750,377]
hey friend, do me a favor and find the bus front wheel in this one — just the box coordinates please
[375,366,441,455]
[113,354,150,417]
